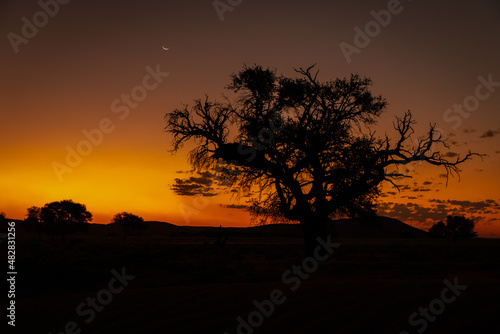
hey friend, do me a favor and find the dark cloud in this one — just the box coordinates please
[444,152,458,158]
[447,199,500,212]
[377,202,449,222]
[381,190,398,198]
[219,204,249,210]
[429,199,445,203]
[485,199,500,206]
[413,188,431,192]
[402,196,418,199]
[480,129,500,138]
[377,199,499,225]
[423,181,432,185]
[170,171,219,197]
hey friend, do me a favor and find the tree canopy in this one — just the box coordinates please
[111,212,146,240]
[39,200,92,240]
[25,206,43,240]
[429,215,478,241]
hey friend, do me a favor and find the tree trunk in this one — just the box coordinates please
[299,215,329,256]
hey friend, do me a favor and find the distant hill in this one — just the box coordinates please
[11,215,427,239]
[84,216,427,239]
[332,216,428,239]
[226,216,427,239]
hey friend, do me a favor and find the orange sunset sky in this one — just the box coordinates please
[1,0,499,237]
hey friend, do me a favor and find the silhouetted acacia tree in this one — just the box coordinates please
[111,212,146,240]
[40,200,92,240]
[166,64,479,254]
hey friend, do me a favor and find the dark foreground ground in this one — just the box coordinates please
[7,232,500,334]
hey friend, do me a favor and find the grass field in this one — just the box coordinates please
[11,227,500,334]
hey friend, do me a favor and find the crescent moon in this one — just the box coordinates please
[162,46,169,51]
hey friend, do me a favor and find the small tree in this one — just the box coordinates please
[40,200,92,240]
[428,220,447,239]
[25,206,43,240]
[445,215,477,241]
[111,212,146,240]
[428,216,477,241]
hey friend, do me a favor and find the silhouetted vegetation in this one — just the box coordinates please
[25,206,43,240]
[428,220,448,239]
[24,200,92,240]
[166,64,481,254]
[111,212,146,240]
[429,215,477,241]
